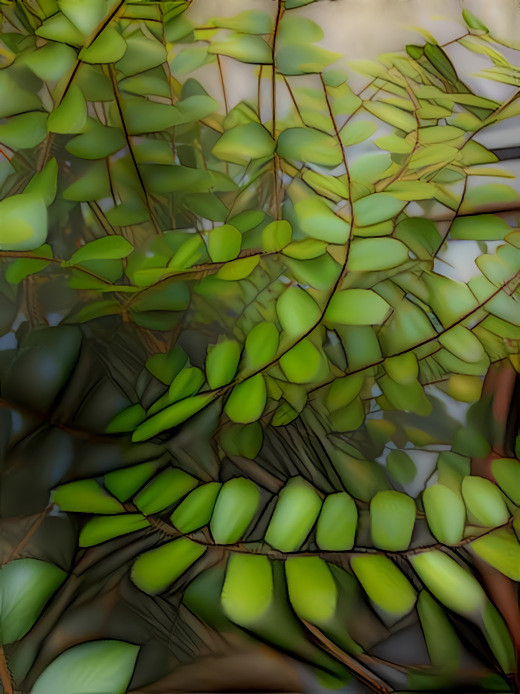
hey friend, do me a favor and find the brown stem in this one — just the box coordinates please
[302,621,394,693]
[0,646,13,694]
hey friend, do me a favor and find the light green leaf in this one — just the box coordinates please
[353,193,403,226]
[363,101,417,131]
[370,490,415,551]
[276,44,340,76]
[245,322,279,370]
[423,484,466,545]
[471,529,520,581]
[132,394,213,441]
[210,478,260,544]
[316,493,357,550]
[79,27,127,63]
[348,238,409,272]
[0,559,66,644]
[52,480,123,514]
[340,120,377,146]
[171,483,221,533]
[325,289,391,325]
[278,127,343,168]
[482,603,516,674]
[462,9,489,32]
[461,476,509,527]
[262,220,292,252]
[221,554,273,625]
[208,34,272,64]
[58,0,106,35]
[32,640,139,694]
[212,123,275,164]
[208,224,241,262]
[410,551,486,614]
[134,468,198,515]
[286,557,337,625]
[132,538,205,594]
[280,339,324,384]
[210,10,273,34]
[67,236,133,265]
[265,477,322,552]
[351,555,416,616]
[105,404,145,433]
[104,462,156,502]
[25,42,77,81]
[492,458,520,504]
[206,340,241,389]
[0,112,48,149]
[450,215,511,240]
[294,196,350,244]
[225,374,266,424]
[439,325,486,363]
[277,286,320,336]
[48,86,87,134]
[417,590,461,673]
[0,194,47,251]
[66,118,125,159]
[79,514,149,547]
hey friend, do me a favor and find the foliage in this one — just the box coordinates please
[0,1,519,692]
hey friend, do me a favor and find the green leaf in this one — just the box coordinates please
[347,238,408,270]
[210,478,260,544]
[32,640,139,694]
[278,15,324,44]
[115,34,167,76]
[123,98,179,135]
[277,127,343,168]
[206,339,241,389]
[58,0,107,35]
[339,120,377,146]
[47,86,87,134]
[5,244,52,285]
[67,236,133,265]
[386,450,416,485]
[79,514,149,547]
[210,10,273,34]
[363,101,417,131]
[208,224,241,262]
[221,554,273,625]
[325,289,391,325]
[326,374,363,411]
[482,602,516,674]
[216,255,259,280]
[471,529,520,581]
[208,34,272,64]
[224,374,266,424]
[105,404,145,433]
[280,339,324,384]
[0,559,66,644]
[171,482,221,533]
[25,159,59,206]
[408,144,458,170]
[66,118,125,159]
[462,9,489,32]
[245,322,279,370]
[276,44,340,76]
[265,477,322,552]
[52,480,124,514]
[461,476,509,527]
[370,490,415,551]
[439,325,486,363]
[410,551,486,614]
[277,286,321,336]
[417,590,461,673]
[286,557,337,625]
[105,462,156,502]
[0,70,41,118]
[63,160,110,201]
[132,394,213,441]
[79,27,127,63]
[0,112,48,149]
[212,123,275,164]
[423,484,466,545]
[132,538,206,594]
[25,41,77,81]
[351,555,416,616]
[0,194,47,251]
[134,468,198,515]
[450,215,511,240]
[316,492,357,550]
[146,346,187,385]
[492,458,520,504]
[262,220,292,252]
[293,196,350,244]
